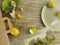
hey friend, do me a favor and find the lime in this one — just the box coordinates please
[57,11,60,19]
[47,1,55,8]
[29,27,37,34]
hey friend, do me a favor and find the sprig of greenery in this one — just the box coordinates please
[2,0,20,13]
[34,34,56,45]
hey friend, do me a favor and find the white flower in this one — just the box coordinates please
[10,1,16,18]
[11,1,16,7]
[10,9,15,18]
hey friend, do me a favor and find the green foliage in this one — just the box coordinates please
[2,0,11,10]
[34,35,56,45]
[2,0,20,13]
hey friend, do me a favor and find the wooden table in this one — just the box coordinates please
[9,0,46,45]
[0,0,60,45]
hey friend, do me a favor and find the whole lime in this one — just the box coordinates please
[47,1,55,8]
[29,27,37,34]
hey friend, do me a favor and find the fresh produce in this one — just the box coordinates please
[10,28,20,36]
[27,31,56,45]
[57,11,60,19]
[34,34,56,45]
[47,1,55,8]
[2,0,12,13]
[29,27,37,34]
[2,0,19,13]
[17,13,23,19]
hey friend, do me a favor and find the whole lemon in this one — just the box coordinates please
[10,28,20,36]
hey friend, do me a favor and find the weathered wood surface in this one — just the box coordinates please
[0,0,60,45]
[9,0,46,45]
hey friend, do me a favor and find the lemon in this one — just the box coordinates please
[10,28,20,36]
[17,13,23,19]
[57,11,60,19]
[29,27,37,34]
[47,1,55,8]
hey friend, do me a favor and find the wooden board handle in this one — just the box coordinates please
[2,17,13,33]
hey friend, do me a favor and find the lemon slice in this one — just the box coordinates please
[10,28,20,36]
[29,27,37,34]
[17,13,23,19]
[47,1,55,8]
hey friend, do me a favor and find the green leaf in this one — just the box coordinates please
[2,0,20,13]
[5,5,13,13]
[2,0,11,11]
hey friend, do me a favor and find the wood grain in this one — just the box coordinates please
[0,9,9,45]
